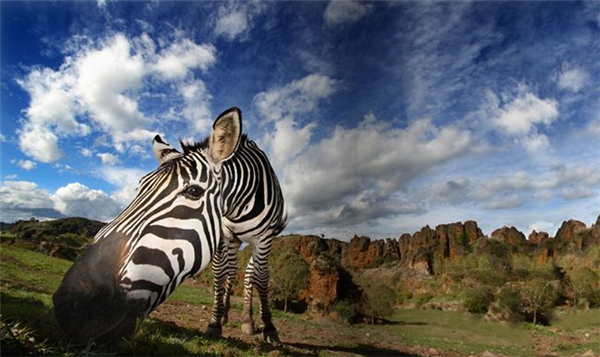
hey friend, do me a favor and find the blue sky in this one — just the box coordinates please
[1,0,599,240]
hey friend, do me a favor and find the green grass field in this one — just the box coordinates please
[1,243,599,356]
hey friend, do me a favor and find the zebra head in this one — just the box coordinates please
[53,108,243,345]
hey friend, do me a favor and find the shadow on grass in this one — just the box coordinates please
[380,319,428,326]
[286,341,420,356]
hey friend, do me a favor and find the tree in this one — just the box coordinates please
[464,285,495,314]
[270,252,310,312]
[521,278,557,325]
[358,279,396,325]
[564,266,599,308]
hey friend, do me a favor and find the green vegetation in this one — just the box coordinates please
[357,278,396,324]
[2,243,599,356]
[463,285,495,314]
[270,251,310,312]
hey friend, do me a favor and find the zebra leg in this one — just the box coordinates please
[221,237,240,326]
[206,239,228,337]
[253,241,280,343]
[240,255,255,335]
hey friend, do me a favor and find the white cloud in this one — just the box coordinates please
[80,148,92,157]
[17,160,36,171]
[4,175,18,180]
[555,65,589,92]
[214,2,265,41]
[255,74,338,167]
[179,79,213,133]
[0,181,61,221]
[324,0,373,26]
[487,84,558,136]
[267,119,316,167]
[52,182,121,222]
[254,74,338,122]
[152,39,216,80]
[99,166,147,205]
[18,123,62,162]
[17,32,216,163]
[97,152,120,165]
[282,113,472,231]
[215,11,249,40]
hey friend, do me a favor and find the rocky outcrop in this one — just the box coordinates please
[554,219,587,252]
[303,255,340,311]
[275,215,599,312]
[491,226,526,247]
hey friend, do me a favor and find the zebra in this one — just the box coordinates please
[53,107,286,344]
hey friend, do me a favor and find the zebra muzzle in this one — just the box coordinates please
[53,232,145,345]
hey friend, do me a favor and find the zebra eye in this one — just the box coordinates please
[183,185,203,199]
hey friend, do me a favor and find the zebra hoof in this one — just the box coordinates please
[205,325,222,338]
[241,322,255,335]
[262,329,280,344]
[221,316,228,326]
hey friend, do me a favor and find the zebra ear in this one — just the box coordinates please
[208,107,242,164]
[153,135,182,164]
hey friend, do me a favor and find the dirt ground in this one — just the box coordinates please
[153,296,462,357]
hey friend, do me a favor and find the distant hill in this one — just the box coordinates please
[7,217,106,260]
[9,217,106,239]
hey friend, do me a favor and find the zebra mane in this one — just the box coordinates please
[180,134,248,155]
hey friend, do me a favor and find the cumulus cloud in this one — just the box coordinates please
[18,123,62,162]
[255,74,338,166]
[80,148,93,157]
[52,182,121,221]
[483,84,558,152]
[255,74,338,122]
[17,32,216,163]
[152,39,216,80]
[0,181,62,221]
[99,166,147,205]
[282,112,472,231]
[179,79,213,133]
[324,0,373,26]
[0,180,125,222]
[97,152,120,165]
[17,160,36,171]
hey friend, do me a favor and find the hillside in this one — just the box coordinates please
[3,217,105,260]
[1,243,599,356]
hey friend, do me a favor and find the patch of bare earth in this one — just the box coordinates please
[152,298,463,357]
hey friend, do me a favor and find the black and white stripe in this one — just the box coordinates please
[207,135,287,341]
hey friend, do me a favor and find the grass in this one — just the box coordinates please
[387,309,532,356]
[2,243,599,357]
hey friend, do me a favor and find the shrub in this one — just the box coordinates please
[464,285,495,314]
[415,292,433,308]
[332,300,360,324]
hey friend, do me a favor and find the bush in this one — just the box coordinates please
[332,300,360,324]
[415,293,433,308]
[497,286,523,315]
[464,285,495,314]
